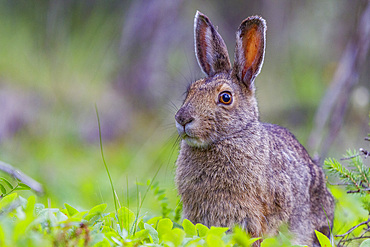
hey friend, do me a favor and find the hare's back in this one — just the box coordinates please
[261,122,316,195]
[262,123,313,164]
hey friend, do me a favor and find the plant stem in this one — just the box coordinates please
[95,105,120,227]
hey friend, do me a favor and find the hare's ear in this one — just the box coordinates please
[194,11,231,77]
[233,16,266,89]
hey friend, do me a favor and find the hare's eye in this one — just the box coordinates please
[219,91,232,105]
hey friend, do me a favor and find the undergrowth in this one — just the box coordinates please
[0,107,305,246]
[0,115,368,246]
[323,114,370,246]
[0,188,309,247]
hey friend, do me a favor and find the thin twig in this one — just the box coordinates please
[360,227,370,238]
[347,187,370,194]
[341,148,370,161]
[336,216,370,237]
[339,235,370,243]
[360,148,369,158]
[0,160,43,194]
[347,189,361,194]
[341,154,360,161]
[328,182,350,186]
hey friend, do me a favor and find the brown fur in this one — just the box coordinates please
[175,11,334,246]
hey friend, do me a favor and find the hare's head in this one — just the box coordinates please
[175,11,266,148]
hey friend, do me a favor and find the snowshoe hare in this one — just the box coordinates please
[175,11,334,246]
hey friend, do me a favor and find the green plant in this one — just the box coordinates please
[324,117,370,246]
[0,191,313,246]
[150,180,182,223]
[325,150,370,195]
[0,177,31,198]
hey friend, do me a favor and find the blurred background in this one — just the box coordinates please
[0,0,369,217]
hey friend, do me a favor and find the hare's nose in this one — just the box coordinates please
[175,108,194,127]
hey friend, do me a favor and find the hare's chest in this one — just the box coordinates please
[176,148,274,231]
[176,154,259,204]
[176,145,261,191]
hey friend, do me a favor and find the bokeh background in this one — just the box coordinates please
[0,0,369,217]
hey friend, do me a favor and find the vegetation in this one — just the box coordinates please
[0,117,368,246]
[0,0,369,246]
[0,180,312,247]
[324,118,370,246]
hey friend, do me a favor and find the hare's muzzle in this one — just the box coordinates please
[175,120,186,138]
[175,109,194,137]
[175,107,208,148]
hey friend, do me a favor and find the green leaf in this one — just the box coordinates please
[101,225,113,233]
[196,223,209,237]
[90,203,107,214]
[206,234,225,247]
[56,210,68,222]
[157,218,173,240]
[93,237,111,247]
[232,226,260,246]
[84,203,107,221]
[0,177,13,189]
[360,239,370,247]
[144,223,159,244]
[315,230,332,247]
[25,195,36,217]
[208,226,229,236]
[182,219,197,237]
[64,203,79,217]
[0,224,5,246]
[13,182,31,192]
[17,183,31,190]
[261,237,280,247]
[138,218,145,230]
[71,211,88,221]
[100,213,113,228]
[185,238,204,246]
[0,192,17,210]
[362,195,370,213]
[13,197,36,241]
[101,225,122,241]
[117,206,135,233]
[162,228,185,247]
[279,231,293,246]
[0,184,6,194]
[146,216,162,227]
[134,229,149,240]
[35,203,45,215]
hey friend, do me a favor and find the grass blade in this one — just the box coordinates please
[95,104,120,228]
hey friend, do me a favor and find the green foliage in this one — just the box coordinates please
[325,150,370,196]
[360,239,370,247]
[0,192,314,247]
[324,119,370,246]
[151,180,182,222]
[315,230,333,247]
[0,177,31,198]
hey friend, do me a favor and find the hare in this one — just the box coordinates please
[175,11,334,246]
